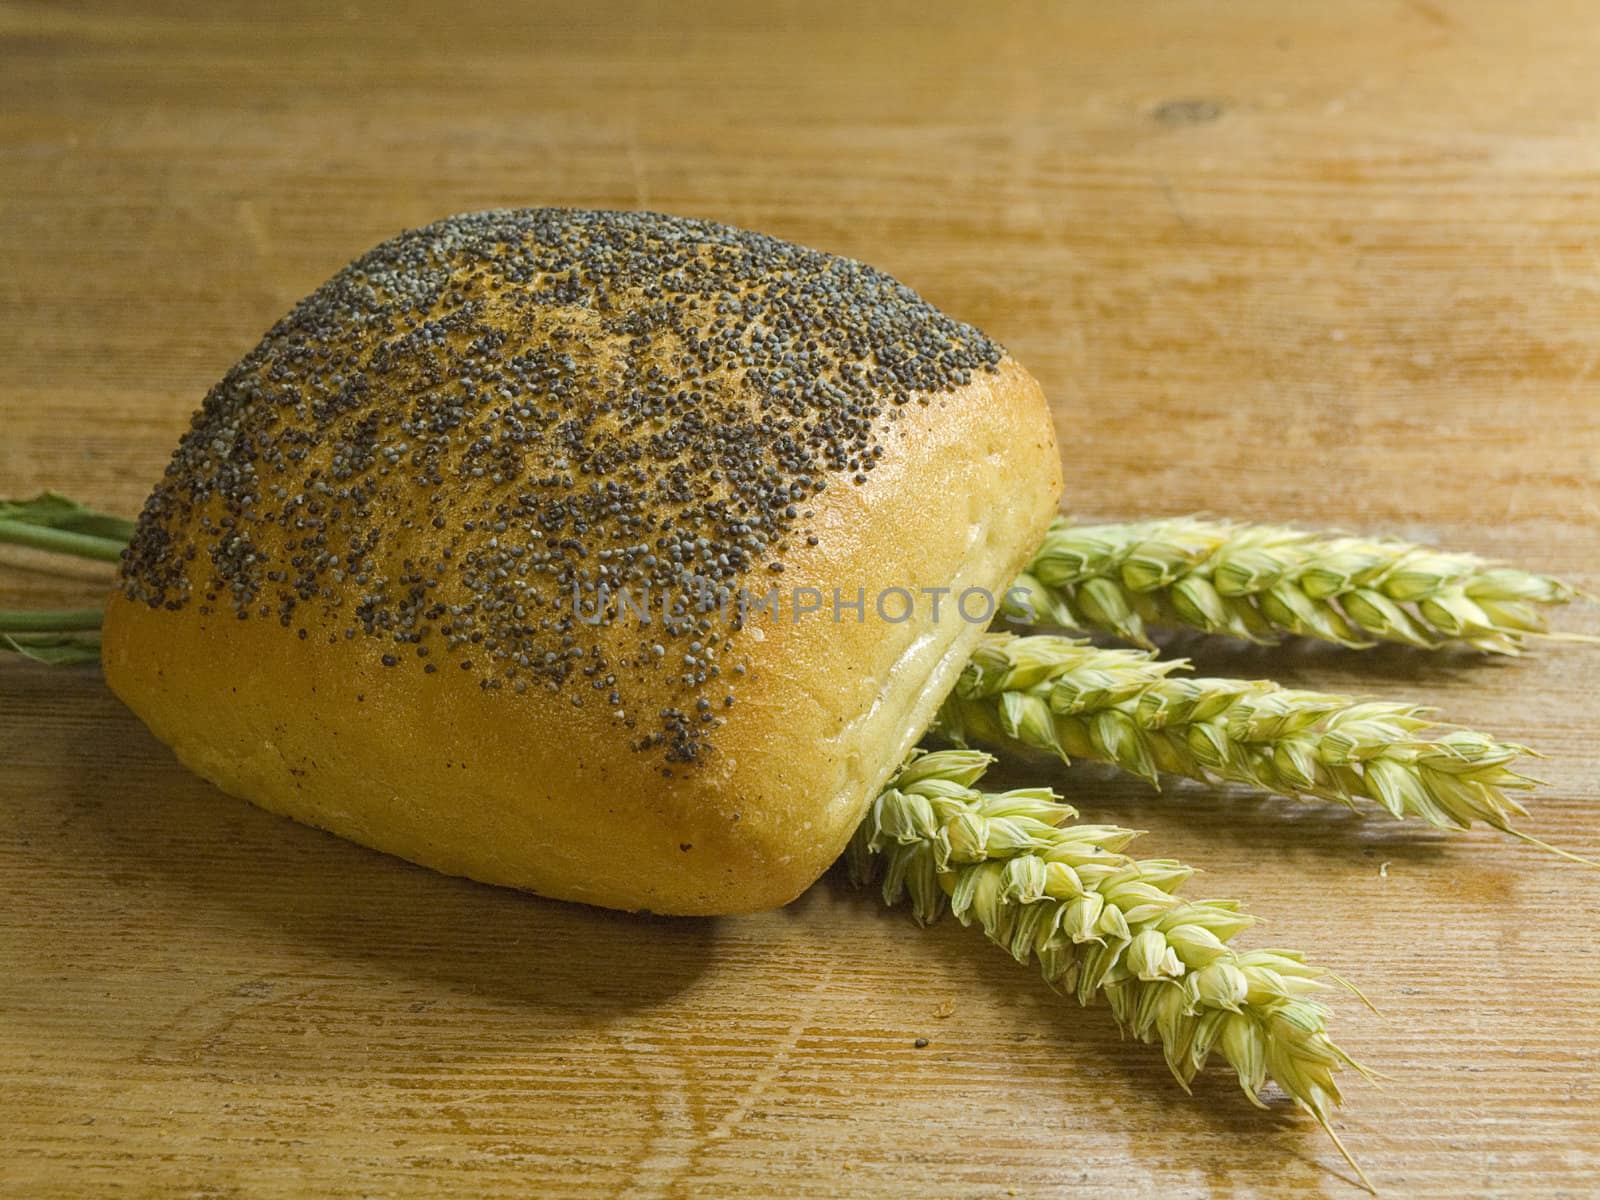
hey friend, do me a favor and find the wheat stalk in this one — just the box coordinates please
[0,631,103,665]
[935,633,1587,861]
[849,748,1373,1189]
[1005,516,1590,654]
[0,492,133,564]
[0,494,124,664]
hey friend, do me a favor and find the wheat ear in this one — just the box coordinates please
[935,634,1587,861]
[849,749,1373,1189]
[1005,516,1590,654]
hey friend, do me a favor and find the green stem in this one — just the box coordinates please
[0,608,105,633]
[0,520,127,563]
[1,632,103,665]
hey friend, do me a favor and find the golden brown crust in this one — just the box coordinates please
[102,210,1061,914]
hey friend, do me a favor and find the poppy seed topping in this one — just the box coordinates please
[119,209,1004,764]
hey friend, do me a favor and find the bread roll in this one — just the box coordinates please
[102,209,1061,914]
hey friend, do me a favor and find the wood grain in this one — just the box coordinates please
[2,2,1598,1196]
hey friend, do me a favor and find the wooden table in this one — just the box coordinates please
[4,3,1598,1196]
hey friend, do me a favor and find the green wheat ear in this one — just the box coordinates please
[936,633,1592,864]
[850,749,1375,1192]
[1007,516,1593,654]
